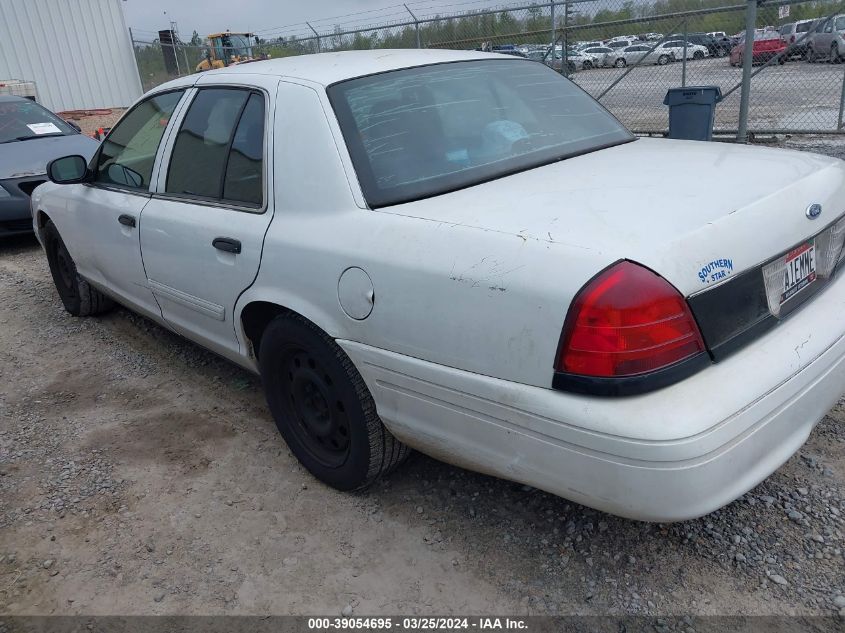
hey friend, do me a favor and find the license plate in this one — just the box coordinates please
[767,241,817,306]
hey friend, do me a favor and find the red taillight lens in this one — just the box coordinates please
[557,261,706,378]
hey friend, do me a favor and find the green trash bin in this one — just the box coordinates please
[663,86,722,141]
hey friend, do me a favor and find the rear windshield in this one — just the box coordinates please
[0,99,75,144]
[796,21,812,32]
[328,59,633,208]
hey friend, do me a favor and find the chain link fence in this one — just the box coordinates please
[130,0,845,137]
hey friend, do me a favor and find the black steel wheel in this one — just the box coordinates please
[44,221,114,317]
[259,313,409,490]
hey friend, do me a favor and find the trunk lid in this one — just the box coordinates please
[383,137,845,295]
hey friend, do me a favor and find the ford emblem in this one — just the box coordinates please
[806,203,822,219]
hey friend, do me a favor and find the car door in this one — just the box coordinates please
[835,16,845,45]
[60,89,188,320]
[816,18,834,50]
[139,77,276,360]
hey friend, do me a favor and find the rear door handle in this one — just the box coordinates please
[118,214,136,228]
[212,237,241,254]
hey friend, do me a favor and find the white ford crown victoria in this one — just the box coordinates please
[31,50,845,521]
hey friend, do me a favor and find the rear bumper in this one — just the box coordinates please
[340,272,845,522]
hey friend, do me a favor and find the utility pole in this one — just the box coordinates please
[404,4,422,49]
[307,22,321,53]
[737,0,757,142]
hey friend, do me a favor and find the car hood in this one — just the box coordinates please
[383,137,845,294]
[0,133,99,179]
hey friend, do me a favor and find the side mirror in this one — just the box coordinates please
[46,155,90,185]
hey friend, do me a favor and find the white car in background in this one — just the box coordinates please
[606,39,635,51]
[580,46,615,67]
[657,39,710,59]
[30,49,845,522]
[565,48,601,69]
[612,44,674,67]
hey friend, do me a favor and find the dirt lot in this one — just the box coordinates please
[1,144,844,618]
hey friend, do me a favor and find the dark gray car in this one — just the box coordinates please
[0,96,99,237]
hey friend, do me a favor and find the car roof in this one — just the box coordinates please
[0,94,35,103]
[154,49,506,92]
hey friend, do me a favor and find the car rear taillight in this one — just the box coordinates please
[557,261,706,378]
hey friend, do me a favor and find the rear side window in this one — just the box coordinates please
[222,93,265,205]
[166,88,265,207]
[782,24,795,35]
[836,16,845,30]
[96,91,183,190]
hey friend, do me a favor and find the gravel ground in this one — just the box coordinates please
[0,142,844,619]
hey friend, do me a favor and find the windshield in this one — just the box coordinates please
[0,99,75,143]
[220,34,253,57]
[328,59,633,208]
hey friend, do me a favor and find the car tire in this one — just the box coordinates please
[832,42,841,63]
[693,50,704,60]
[44,221,114,317]
[614,58,626,68]
[808,46,816,63]
[583,60,592,70]
[657,54,669,65]
[716,47,727,58]
[259,313,410,491]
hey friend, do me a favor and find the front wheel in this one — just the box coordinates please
[44,221,114,317]
[614,58,626,68]
[583,60,593,70]
[716,47,727,58]
[693,50,704,60]
[259,314,409,491]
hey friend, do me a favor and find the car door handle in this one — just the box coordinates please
[212,237,241,254]
[118,214,136,228]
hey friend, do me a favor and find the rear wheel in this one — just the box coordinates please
[716,47,727,58]
[693,50,704,60]
[614,57,626,68]
[583,60,593,70]
[259,313,409,490]
[657,54,669,65]
[832,42,841,63]
[808,46,817,63]
[44,221,114,317]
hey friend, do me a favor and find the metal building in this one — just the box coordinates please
[0,0,142,112]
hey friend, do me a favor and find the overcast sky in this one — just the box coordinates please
[121,0,506,42]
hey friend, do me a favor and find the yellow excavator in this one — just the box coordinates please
[196,31,262,72]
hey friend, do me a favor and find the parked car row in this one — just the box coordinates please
[780,15,845,63]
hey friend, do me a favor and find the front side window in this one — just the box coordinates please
[95,90,184,190]
[329,59,633,208]
[166,88,265,207]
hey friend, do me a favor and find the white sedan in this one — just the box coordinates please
[31,50,845,521]
[658,39,710,59]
